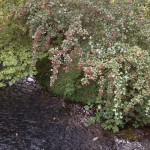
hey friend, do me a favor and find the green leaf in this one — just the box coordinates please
[84,105,89,110]
[113,126,119,133]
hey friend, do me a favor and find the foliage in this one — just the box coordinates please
[1,0,150,132]
[84,45,150,132]
[0,0,36,87]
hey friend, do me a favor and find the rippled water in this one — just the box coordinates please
[0,78,149,150]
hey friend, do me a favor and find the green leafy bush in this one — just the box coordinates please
[0,0,36,87]
[82,45,150,132]
[1,0,150,132]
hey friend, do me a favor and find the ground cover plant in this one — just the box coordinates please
[0,0,150,132]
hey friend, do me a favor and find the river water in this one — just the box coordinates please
[0,78,149,150]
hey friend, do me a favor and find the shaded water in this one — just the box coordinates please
[0,78,149,150]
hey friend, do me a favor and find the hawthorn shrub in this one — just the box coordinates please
[1,0,150,132]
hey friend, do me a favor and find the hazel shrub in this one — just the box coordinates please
[4,0,150,132]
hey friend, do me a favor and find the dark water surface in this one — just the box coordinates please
[0,78,149,150]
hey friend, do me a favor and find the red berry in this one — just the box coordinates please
[67,50,72,54]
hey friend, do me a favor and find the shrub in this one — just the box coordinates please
[82,45,150,132]
[1,0,150,132]
[0,0,36,87]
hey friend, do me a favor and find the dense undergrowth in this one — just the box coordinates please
[0,0,36,87]
[0,0,150,132]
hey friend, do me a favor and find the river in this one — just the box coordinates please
[0,78,149,150]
